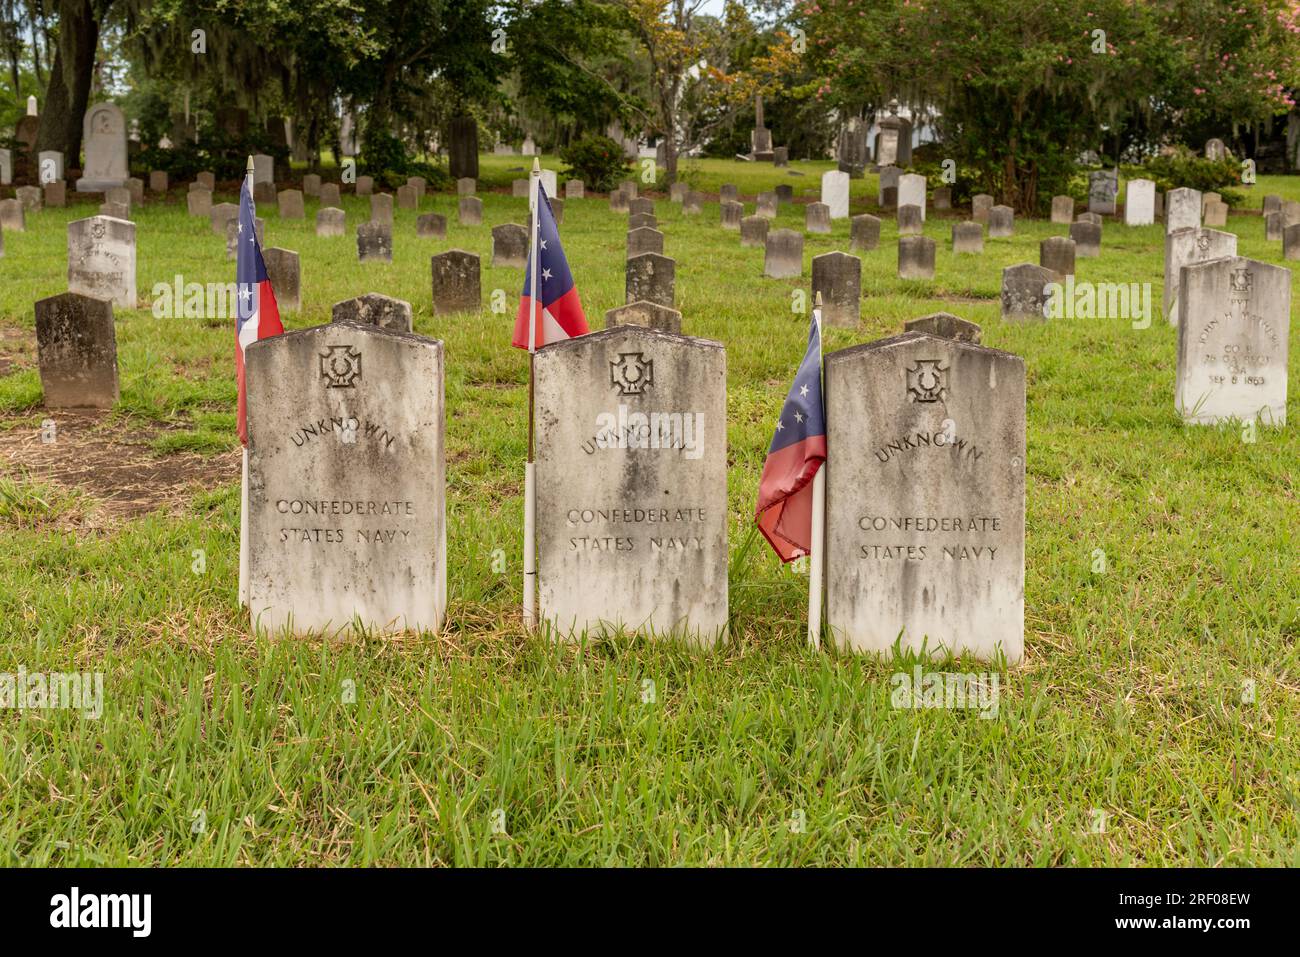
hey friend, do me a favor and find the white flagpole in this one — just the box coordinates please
[807,293,826,650]
[523,157,541,630]
[238,155,254,608]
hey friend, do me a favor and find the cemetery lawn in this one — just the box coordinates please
[0,159,1297,867]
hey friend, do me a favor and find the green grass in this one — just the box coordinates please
[0,162,1296,866]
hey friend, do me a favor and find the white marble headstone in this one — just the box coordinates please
[1176,256,1289,426]
[67,215,136,309]
[1165,187,1202,234]
[76,102,128,192]
[1164,227,1236,324]
[825,332,1026,663]
[897,173,926,221]
[821,170,850,220]
[534,326,728,644]
[246,323,447,635]
[1124,178,1155,226]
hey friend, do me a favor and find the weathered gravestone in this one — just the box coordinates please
[35,292,119,408]
[197,171,216,190]
[226,216,265,261]
[252,153,274,187]
[1203,200,1228,228]
[1000,263,1054,322]
[1204,138,1226,161]
[806,202,832,234]
[719,184,739,203]
[1262,194,1282,216]
[897,173,926,221]
[1070,221,1102,258]
[627,226,664,259]
[456,177,476,197]
[0,198,24,232]
[773,147,789,167]
[534,326,727,642]
[263,247,300,312]
[550,197,565,226]
[245,323,446,635]
[1125,178,1156,226]
[99,200,129,220]
[0,147,10,185]
[320,183,342,207]
[1284,201,1300,227]
[628,212,656,230]
[669,182,688,204]
[253,181,276,205]
[149,170,168,193]
[897,204,923,237]
[302,173,321,197]
[16,185,41,211]
[76,102,128,192]
[396,185,418,210]
[210,202,238,235]
[721,200,743,230]
[44,181,66,208]
[605,300,682,334]
[459,196,483,225]
[1285,224,1300,260]
[629,197,654,217]
[952,221,983,254]
[812,251,861,327]
[1202,193,1222,213]
[356,222,392,262]
[416,213,447,239]
[369,193,394,226]
[904,312,982,343]
[124,177,144,206]
[1176,256,1289,426]
[1164,227,1237,323]
[1076,211,1102,226]
[878,166,900,209]
[898,236,935,280]
[932,188,951,210]
[756,192,778,219]
[1050,195,1074,224]
[683,191,704,215]
[850,214,881,252]
[355,175,374,196]
[492,223,528,268]
[1265,212,1283,242]
[67,216,135,309]
[609,187,630,214]
[316,207,345,237]
[1040,236,1076,277]
[1088,170,1118,215]
[278,189,305,219]
[1165,187,1201,234]
[821,170,850,219]
[430,250,481,315]
[406,176,427,198]
[774,184,794,204]
[626,252,675,307]
[823,332,1026,663]
[565,180,584,199]
[764,229,803,279]
[512,178,529,199]
[988,205,1014,238]
[971,194,994,224]
[740,215,768,248]
[332,292,413,333]
[620,179,638,200]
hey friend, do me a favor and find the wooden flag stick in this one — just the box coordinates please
[523,157,542,630]
[238,155,255,608]
[807,292,826,650]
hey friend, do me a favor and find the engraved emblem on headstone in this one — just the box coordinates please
[1230,268,1253,295]
[906,359,947,403]
[320,345,362,388]
[1196,234,1210,251]
[610,352,653,396]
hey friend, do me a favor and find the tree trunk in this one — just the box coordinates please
[448,113,477,179]
[36,0,102,163]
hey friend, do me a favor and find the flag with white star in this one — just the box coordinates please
[512,180,588,350]
[234,172,283,446]
[755,313,826,562]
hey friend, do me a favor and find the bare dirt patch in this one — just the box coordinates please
[0,410,240,520]
[0,324,34,377]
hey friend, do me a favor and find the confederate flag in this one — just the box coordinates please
[512,181,588,349]
[234,173,283,446]
[755,312,826,562]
